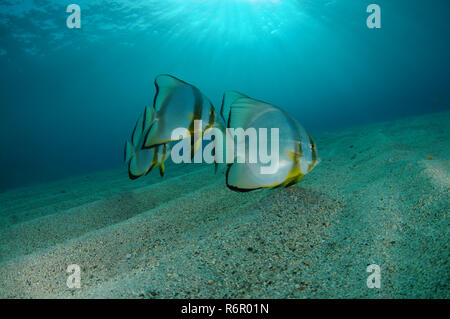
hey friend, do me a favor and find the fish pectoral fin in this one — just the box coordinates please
[286,149,303,165]
[286,150,297,162]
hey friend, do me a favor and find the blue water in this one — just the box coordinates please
[0,0,449,190]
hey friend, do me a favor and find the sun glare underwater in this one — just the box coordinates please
[0,0,449,299]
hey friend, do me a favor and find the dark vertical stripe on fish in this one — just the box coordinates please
[307,134,317,173]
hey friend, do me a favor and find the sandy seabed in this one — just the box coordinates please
[0,111,448,298]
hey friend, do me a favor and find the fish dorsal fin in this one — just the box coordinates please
[131,113,144,146]
[227,96,274,130]
[154,74,195,112]
[220,91,249,125]
[146,74,214,149]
